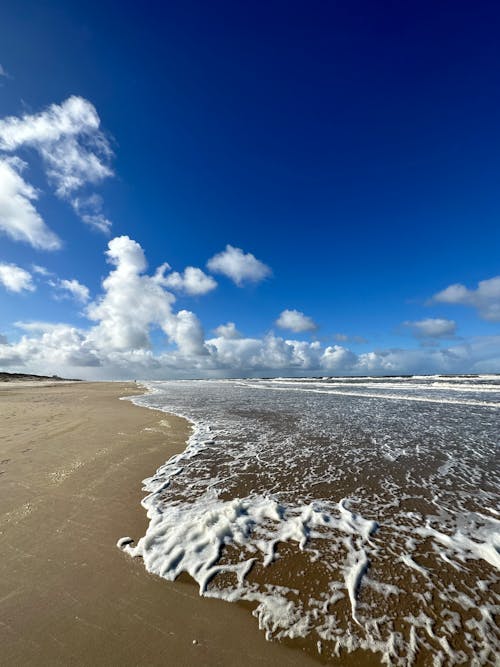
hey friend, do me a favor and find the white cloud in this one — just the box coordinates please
[0,96,113,232]
[31,266,90,304]
[355,341,497,375]
[2,320,500,380]
[51,278,90,304]
[321,345,357,370]
[86,235,207,357]
[0,65,9,78]
[161,265,217,296]
[0,346,22,367]
[213,322,242,339]
[275,309,317,333]
[32,264,52,276]
[205,334,346,372]
[106,234,147,273]
[403,318,456,338]
[86,236,173,351]
[0,262,35,293]
[164,309,208,356]
[431,276,500,322]
[207,245,271,286]
[206,334,304,370]
[15,321,69,333]
[11,321,102,370]
[334,333,368,344]
[2,237,499,379]
[0,158,61,250]
[71,195,111,233]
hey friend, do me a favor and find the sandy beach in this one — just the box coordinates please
[0,381,324,667]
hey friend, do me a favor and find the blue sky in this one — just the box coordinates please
[0,0,499,378]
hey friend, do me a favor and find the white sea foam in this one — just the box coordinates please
[236,380,500,408]
[121,375,500,665]
[415,516,500,570]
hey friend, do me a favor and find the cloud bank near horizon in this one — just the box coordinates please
[1,235,499,380]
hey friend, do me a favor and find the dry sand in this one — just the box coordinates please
[0,381,323,667]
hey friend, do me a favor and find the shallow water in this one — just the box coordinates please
[124,376,500,665]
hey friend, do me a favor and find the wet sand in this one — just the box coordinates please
[0,381,323,667]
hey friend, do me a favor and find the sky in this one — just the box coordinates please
[0,0,499,379]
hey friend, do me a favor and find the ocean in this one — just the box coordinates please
[122,375,500,665]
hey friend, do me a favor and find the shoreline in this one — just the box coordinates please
[0,381,321,666]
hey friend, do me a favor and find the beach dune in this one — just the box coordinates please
[0,382,321,666]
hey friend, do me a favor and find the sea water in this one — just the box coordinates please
[121,376,500,665]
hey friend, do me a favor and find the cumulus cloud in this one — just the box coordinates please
[86,235,173,351]
[2,319,500,380]
[5,320,499,380]
[160,265,217,296]
[431,276,500,322]
[207,245,271,286]
[164,309,208,356]
[51,278,90,304]
[0,158,61,250]
[11,321,102,370]
[213,322,242,339]
[403,318,456,339]
[0,347,22,367]
[2,237,499,379]
[0,65,9,78]
[276,309,317,333]
[0,96,113,233]
[0,262,35,293]
[204,335,354,372]
[206,334,304,370]
[86,235,207,357]
[355,340,500,375]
